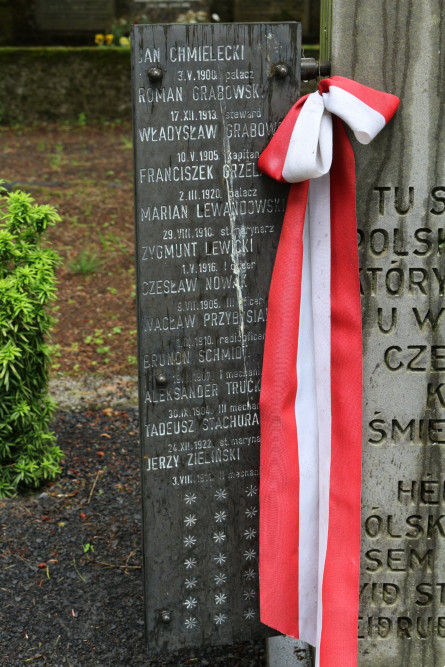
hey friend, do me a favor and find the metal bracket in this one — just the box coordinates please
[301,58,331,80]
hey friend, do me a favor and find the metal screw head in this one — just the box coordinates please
[147,66,163,82]
[273,62,289,78]
[160,609,171,624]
[155,371,168,387]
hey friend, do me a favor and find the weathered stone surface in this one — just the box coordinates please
[332,1,445,664]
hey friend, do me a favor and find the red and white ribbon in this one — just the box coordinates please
[258,77,399,666]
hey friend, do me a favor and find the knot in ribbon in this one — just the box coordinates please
[259,76,399,182]
[258,77,399,667]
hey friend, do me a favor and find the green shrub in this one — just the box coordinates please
[0,185,63,497]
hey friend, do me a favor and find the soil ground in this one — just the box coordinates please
[0,124,268,665]
[1,121,137,378]
[0,410,266,666]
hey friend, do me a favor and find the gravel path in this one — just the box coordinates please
[48,375,139,412]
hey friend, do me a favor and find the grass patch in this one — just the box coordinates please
[69,248,102,275]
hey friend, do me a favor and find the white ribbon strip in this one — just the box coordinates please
[281,87,387,187]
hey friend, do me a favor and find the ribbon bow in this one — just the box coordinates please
[258,77,399,666]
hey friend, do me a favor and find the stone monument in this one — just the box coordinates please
[132,4,444,663]
[332,0,445,664]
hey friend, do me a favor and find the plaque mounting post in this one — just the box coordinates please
[267,636,314,666]
[300,58,331,80]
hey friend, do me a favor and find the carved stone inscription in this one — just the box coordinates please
[358,183,445,655]
[132,23,300,654]
[331,1,445,663]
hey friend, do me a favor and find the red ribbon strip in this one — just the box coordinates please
[258,77,399,666]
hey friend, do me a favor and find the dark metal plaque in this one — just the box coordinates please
[35,0,114,31]
[132,23,300,654]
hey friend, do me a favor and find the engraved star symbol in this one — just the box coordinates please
[214,572,227,586]
[184,492,197,505]
[183,597,198,609]
[214,510,227,523]
[245,506,258,518]
[183,534,197,548]
[184,557,197,569]
[243,588,256,600]
[215,592,227,605]
[185,577,197,589]
[244,527,257,540]
[246,484,258,497]
[213,531,226,544]
[214,488,228,501]
[184,514,197,527]
[243,568,256,581]
[244,608,255,620]
[214,552,227,565]
[244,548,256,561]
[214,612,228,625]
[184,616,198,629]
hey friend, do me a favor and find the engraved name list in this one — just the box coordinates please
[132,22,301,654]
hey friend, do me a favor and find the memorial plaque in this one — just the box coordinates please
[35,0,114,32]
[132,23,300,653]
[332,1,445,664]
